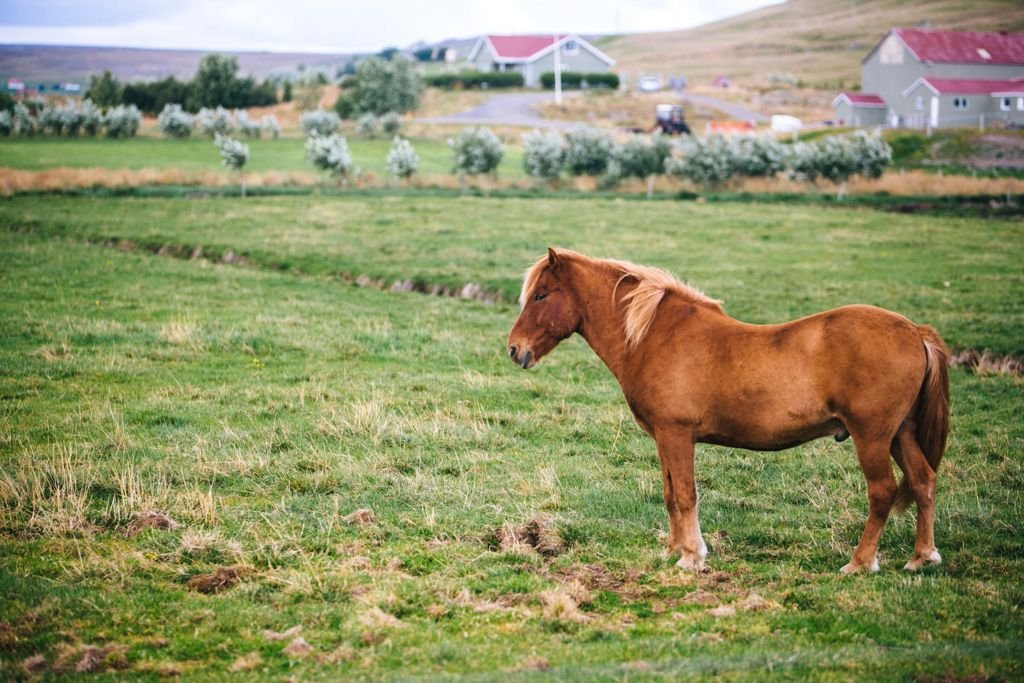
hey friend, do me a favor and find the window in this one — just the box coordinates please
[562,40,579,56]
[953,97,969,110]
[915,95,924,110]
[1001,97,1011,111]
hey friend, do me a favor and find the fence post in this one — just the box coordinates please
[979,113,985,132]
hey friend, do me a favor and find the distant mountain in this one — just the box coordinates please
[0,44,357,85]
[598,0,1024,88]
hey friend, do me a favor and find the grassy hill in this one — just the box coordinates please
[598,0,1024,89]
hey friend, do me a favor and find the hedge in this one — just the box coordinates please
[426,71,524,90]
[540,72,619,90]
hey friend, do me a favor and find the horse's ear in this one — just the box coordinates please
[547,248,559,267]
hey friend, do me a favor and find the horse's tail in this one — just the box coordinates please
[893,325,950,513]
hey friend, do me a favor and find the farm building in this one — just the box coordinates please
[466,34,615,87]
[835,28,1024,129]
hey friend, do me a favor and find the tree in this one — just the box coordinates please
[282,81,293,102]
[305,133,357,182]
[521,130,564,183]
[563,126,613,176]
[413,47,434,62]
[191,54,247,109]
[449,126,503,191]
[386,136,419,181]
[614,134,671,198]
[214,133,250,196]
[85,70,122,108]
[665,133,739,190]
[348,56,423,115]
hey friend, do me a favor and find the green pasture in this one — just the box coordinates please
[0,195,1022,680]
[0,135,528,179]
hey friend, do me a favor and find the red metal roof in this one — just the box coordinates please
[486,34,566,60]
[839,92,886,106]
[895,28,1024,65]
[916,77,1024,95]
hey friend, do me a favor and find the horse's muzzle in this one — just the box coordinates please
[508,345,533,369]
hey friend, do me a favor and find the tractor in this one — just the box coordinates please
[654,104,691,135]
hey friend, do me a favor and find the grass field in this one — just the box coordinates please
[1,194,1022,680]
[0,136,529,181]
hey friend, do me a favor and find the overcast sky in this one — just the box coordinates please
[0,0,783,53]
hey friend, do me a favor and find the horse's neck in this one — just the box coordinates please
[574,268,633,381]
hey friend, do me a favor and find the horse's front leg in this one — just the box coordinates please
[655,428,706,571]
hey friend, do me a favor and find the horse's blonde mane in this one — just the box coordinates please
[520,250,723,350]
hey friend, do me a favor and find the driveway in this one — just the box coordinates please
[417,92,583,129]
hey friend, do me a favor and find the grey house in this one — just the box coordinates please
[836,28,1024,129]
[466,34,615,87]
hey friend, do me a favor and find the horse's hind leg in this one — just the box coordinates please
[841,433,899,574]
[894,425,942,571]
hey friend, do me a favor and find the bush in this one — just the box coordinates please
[37,105,62,136]
[356,113,379,137]
[521,129,564,181]
[666,134,738,188]
[214,133,249,170]
[157,103,195,138]
[386,136,419,179]
[563,126,613,176]
[301,108,340,136]
[305,133,357,178]
[449,126,503,176]
[59,103,86,137]
[380,112,401,135]
[614,134,671,179]
[733,134,787,178]
[81,99,103,136]
[787,131,891,197]
[13,103,35,136]
[104,104,141,138]
[540,71,619,89]
[425,71,524,90]
[262,115,281,139]
[197,106,234,136]
[849,130,892,179]
[0,111,11,136]
[122,76,192,115]
[235,109,262,138]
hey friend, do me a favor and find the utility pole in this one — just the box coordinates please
[553,34,562,106]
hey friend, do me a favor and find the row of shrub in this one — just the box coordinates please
[539,72,620,90]
[425,71,525,90]
[212,132,419,185]
[448,125,891,196]
[0,100,141,138]
[157,104,281,139]
[299,108,403,138]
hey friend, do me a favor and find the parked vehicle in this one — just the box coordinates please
[638,76,662,92]
[654,104,691,134]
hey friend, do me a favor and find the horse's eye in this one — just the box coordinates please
[534,292,547,302]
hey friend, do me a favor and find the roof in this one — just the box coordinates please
[903,77,1024,97]
[869,28,1024,66]
[833,92,886,108]
[467,34,615,66]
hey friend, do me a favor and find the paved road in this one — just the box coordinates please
[417,90,767,129]
[417,92,583,130]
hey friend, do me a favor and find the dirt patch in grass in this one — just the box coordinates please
[343,508,376,526]
[185,565,253,594]
[125,510,181,538]
[949,349,1024,377]
[52,643,129,674]
[495,516,564,557]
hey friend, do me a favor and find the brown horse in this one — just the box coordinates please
[507,248,949,573]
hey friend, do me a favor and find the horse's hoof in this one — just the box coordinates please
[904,549,942,571]
[676,545,707,572]
[839,557,880,574]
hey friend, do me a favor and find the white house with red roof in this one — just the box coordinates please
[834,28,1024,129]
[466,34,615,87]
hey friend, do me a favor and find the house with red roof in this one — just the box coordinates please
[834,28,1024,129]
[466,34,615,87]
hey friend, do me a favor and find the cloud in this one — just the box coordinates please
[0,0,782,52]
